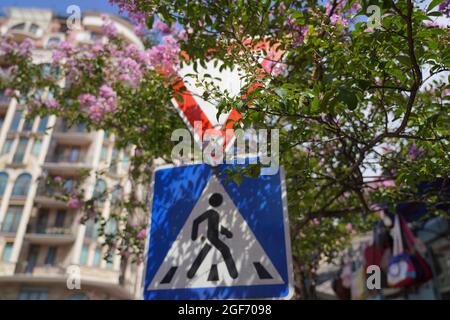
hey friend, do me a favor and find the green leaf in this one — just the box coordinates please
[337,88,358,110]
[427,0,444,12]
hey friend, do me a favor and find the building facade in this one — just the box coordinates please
[0,7,145,300]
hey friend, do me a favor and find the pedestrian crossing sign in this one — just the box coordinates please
[143,162,294,300]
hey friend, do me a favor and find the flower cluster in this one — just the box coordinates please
[0,36,34,57]
[47,18,183,122]
[325,0,362,27]
[284,19,309,46]
[439,0,450,17]
[109,0,149,28]
[78,85,118,123]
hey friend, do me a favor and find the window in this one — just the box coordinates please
[46,37,61,48]
[36,209,48,234]
[66,293,88,300]
[80,245,89,265]
[10,23,25,31]
[44,246,57,266]
[68,147,80,162]
[41,64,51,76]
[54,210,66,228]
[1,138,13,155]
[12,173,31,196]
[93,247,102,267]
[93,179,106,202]
[105,219,117,235]
[0,113,5,129]
[111,185,123,203]
[55,145,81,163]
[9,110,23,132]
[100,144,108,161]
[109,148,119,174]
[0,172,8,197]
[31,139,42,157]
[12,137,29,163]
[121,154,130,171]
[1,243,13,262]
[90,31,103,42]
[76,123,86,133]
[62,179,74,192]
[29,23,40,34]
[37,116,49,133]
[18,288,48,300]
[85,220,99,239]
[22,118,34,132]
[1,206,23,233]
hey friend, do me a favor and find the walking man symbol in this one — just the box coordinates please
[187,193,238,280]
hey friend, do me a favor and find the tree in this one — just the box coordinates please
[1,0,449,298]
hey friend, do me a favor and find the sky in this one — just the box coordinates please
[1,0,122,16]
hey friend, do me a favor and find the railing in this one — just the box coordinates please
[0,221,20,233]
[15,262,66,276]
[36,184,57,198]
[47,151,88,164]
[26,217,75,236]
[57,121,87,134]
[36,179,80,198]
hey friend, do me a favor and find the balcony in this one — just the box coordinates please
[52,122,93,145]
[25,218,77,244]
[0,222,20,236]
[0,262,16,276]
[43,149,92,175]
[14,262,66,277]
[35,184,70,207]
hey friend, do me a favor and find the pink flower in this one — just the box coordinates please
[153,21,171,34]
[120,249,130,258]
[68,198,81,209]
[53,176,62,183]
[351,3,362,12]
[102,19,119,38]
[78,94,97,108]
[99,84,116,100]
[88,104,104,122]
[345,223,353,232]
[136,228,147,239]
[312,218,320,225]
[381,180,396,187]
[134,148,144,156]
[439,0,450,17]
[330,14,349,27]
[59,41,73,51]
[367,179,396,189]
[133,25,146,37]
[43,97,60,110]
[407,143,425,161]
[4,88,14,97]
[18,38,34,55]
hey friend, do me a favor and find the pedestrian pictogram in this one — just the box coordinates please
[144,161,293,299]
[188,193,238,280]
